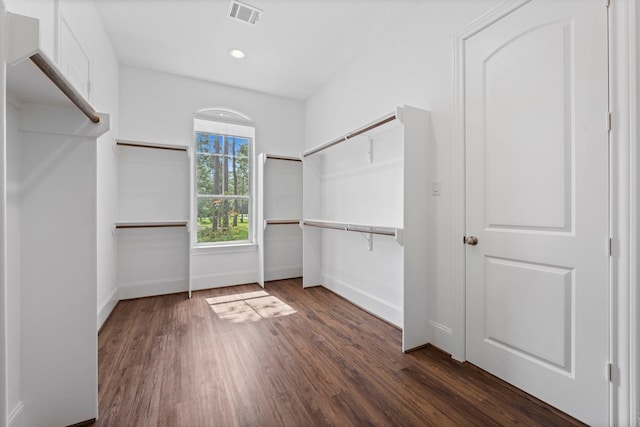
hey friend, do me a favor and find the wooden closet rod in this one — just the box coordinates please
[116,141,188,152]
[30,53,101,124]
[302,112,397,157]
[265,219,300,225]
[266,154,302,162]
[302,220,398,237]
[114,221,188,229]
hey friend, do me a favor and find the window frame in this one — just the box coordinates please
[192,109,256,248]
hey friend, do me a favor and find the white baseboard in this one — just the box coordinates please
[264,265,302,282]
[190,271,258,292]
[118,278,188,300]
[8,402,24,427]
[97,287,119,330]
[321,273,403,328]
[429,320,453,354]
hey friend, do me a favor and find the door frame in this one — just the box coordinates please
[451,0,638,424]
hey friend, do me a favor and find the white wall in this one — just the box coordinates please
[118,65,305,294]
[4,0,57,60]
[305,0,502,353]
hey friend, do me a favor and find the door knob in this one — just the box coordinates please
[465,236,478,246]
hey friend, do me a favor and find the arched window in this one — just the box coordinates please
[193,108,255,245]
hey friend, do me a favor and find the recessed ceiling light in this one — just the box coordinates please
[229,49,246,59]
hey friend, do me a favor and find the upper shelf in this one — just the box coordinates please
[302,108,403,158]
[6,12,102,125]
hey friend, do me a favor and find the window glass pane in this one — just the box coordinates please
[196,133,250,197]
[195,125,253,245]
[197,197,250,243]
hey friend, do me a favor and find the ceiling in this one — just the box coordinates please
[94,0,419,101]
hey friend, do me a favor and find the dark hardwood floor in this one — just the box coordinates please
[95,278,584,426]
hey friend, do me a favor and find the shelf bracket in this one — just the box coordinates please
[358,232,374,251]
[395,229,404,246]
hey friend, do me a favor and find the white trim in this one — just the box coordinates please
[609,0,637,425]
[118,278,188,300]
[1,3,9,425]
[190,271,258,292]
[609,0,640,425]
[193,107,254,126]
[451,0,530,362]
[97,287,119,331]
[191,242,257,255]
[263,266,302,282]
[321,273,403,329]
[629,0,638,422]
[429,320,453,353]
[8,401,24,427]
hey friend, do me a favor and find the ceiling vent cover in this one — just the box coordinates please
[228,0,263,25]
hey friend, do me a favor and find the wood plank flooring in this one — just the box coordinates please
[94,278,584,426]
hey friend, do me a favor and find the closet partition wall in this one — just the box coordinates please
[257,153,303,287]
[302,106,432,352]
[6,12,110,425]
[115,140,191,299]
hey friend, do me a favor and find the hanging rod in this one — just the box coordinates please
[302,219,399,237]
[30,53,101,124]
[114,221,189,229]
[302,112,398,158]
[266,154,302,162]
[265,219,301,225]
[116,140,188,152]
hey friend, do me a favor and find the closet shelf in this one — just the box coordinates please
[264,219,301,229]
[7,13,100,124]
[114,220,189,230]
[302,111,398,158]
[116,140,188,152]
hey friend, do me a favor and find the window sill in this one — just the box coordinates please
[191,242,257,256]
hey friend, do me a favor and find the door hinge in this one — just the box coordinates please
[607,362,613,381]
[607,112,612,131]
[605,0,610,8]
[608,237,613,256]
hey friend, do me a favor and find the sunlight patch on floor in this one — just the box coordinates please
[207,290,296,323]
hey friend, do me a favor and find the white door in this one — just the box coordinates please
[464,0,609,425]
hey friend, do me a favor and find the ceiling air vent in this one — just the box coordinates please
[228,0,263,25]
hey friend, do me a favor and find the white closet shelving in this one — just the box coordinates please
[257,153,303,287]
[6,11,110,426]
[302,105,432,352]
[115,139,191,299]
